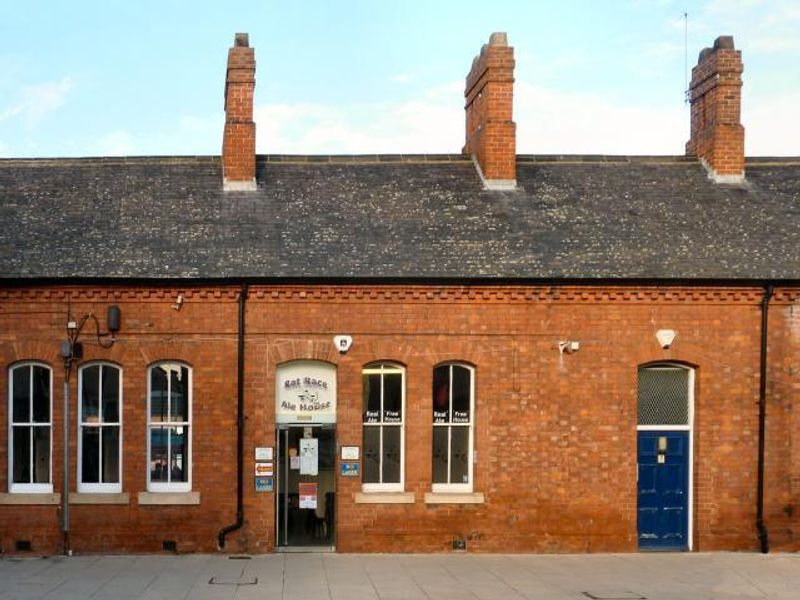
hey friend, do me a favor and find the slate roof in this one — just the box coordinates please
[1,154,799,281]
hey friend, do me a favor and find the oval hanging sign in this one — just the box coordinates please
[275,360,337,424]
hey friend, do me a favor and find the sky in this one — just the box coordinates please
[1,0,798,158]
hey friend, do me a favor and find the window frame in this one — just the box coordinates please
[432,362,475,493]
[8,362,53,494]
[361,362,405,493]
[77,362,123,493]
[146,361,192,493]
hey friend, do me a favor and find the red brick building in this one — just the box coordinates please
[1,33,799,555]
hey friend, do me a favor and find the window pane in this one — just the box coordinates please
[363,426,380,483]
[81,428,100,483]
[81,365,100,423]
[637,368,689,426]
[32,426,50,483]
[13,426,30,484]
[432,426,448,484]
[451,366,471,424]
[12,366,30,423]
[150,366,168,422]
[170,367,189,422]
[150,427,168,482]
[32,366,50,423]
[363,374,381,423]
[383,373,402,423]
[450,426,470,485]
[101,366,120,423]
[102,427,120,483]
[170,426,188,482]
[432,366,449,423]
[382,425,401,483]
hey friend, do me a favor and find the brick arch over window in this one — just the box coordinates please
[6,342,60,366]
[268,339,341,366]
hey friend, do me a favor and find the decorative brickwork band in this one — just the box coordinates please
[686,35,745,183]
[463,32,516,189]
[223,33,257,191]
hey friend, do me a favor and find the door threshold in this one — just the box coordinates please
[275,546,335,553]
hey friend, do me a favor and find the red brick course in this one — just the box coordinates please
[1,284,798,554]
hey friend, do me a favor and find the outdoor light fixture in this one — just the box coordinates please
[59,303,122,556]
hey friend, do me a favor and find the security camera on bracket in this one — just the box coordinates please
[334,335,353,354]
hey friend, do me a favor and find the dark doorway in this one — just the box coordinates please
[276,424,336,548]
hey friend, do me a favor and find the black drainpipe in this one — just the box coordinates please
[756,283,773,554]
[218,283,248,549]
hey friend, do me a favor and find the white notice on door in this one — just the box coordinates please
[299,438,319,476]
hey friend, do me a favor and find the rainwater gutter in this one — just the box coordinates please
[218,283,248,549]
[756,283,773,553]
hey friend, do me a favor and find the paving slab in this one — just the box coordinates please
[2,553,800,600]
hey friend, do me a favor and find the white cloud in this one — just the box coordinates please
[389,73,414,84]
[0,76,73,126]
[91,130,136,156]
[254,82,463,154]
[515,82,687,155]
[745,92,800,155]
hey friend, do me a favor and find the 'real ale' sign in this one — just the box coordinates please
[275,360,337,424]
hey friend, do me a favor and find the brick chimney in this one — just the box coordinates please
[463,32,516,190]
[686,35,745,183]
[222,33,256,191]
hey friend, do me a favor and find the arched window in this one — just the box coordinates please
[362,363,405,491]
[78,363,122,493]
[147,362,192,492]
[432,363,474,492]
[8,362,52,493]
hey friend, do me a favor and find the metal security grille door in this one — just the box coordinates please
[637,366,693,550]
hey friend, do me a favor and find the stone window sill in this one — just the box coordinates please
[70,493,129,505]
[0,493,61,505]
[138,491,200,505]
[354,492,415,504]
[424,492,485,504]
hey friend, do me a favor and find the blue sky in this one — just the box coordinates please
[1,0,798,157]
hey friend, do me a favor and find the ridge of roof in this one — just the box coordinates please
[1,153,799,169]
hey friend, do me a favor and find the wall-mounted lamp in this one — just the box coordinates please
[59,303,121,556]
[172,294,184,311]
[558,340,581,354]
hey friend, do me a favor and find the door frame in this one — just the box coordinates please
[636,364,695,551]
[275,423,336,550]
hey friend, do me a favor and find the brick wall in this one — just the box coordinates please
[1,284,797,554]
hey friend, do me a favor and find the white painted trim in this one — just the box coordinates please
[77,362,123,494]
[432,363,475,492]
[636,363,695,551]
[146,362,192,493]
[361,363,405,491]
[637,425,690,431]
[8,362,53,494]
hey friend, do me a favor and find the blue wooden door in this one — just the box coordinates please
[637,431,689,550]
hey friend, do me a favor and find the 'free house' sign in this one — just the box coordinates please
[276,360,337,423]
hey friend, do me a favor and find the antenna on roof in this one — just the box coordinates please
[683,11,689,105]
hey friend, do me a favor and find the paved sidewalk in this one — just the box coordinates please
[1,552,799,600]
